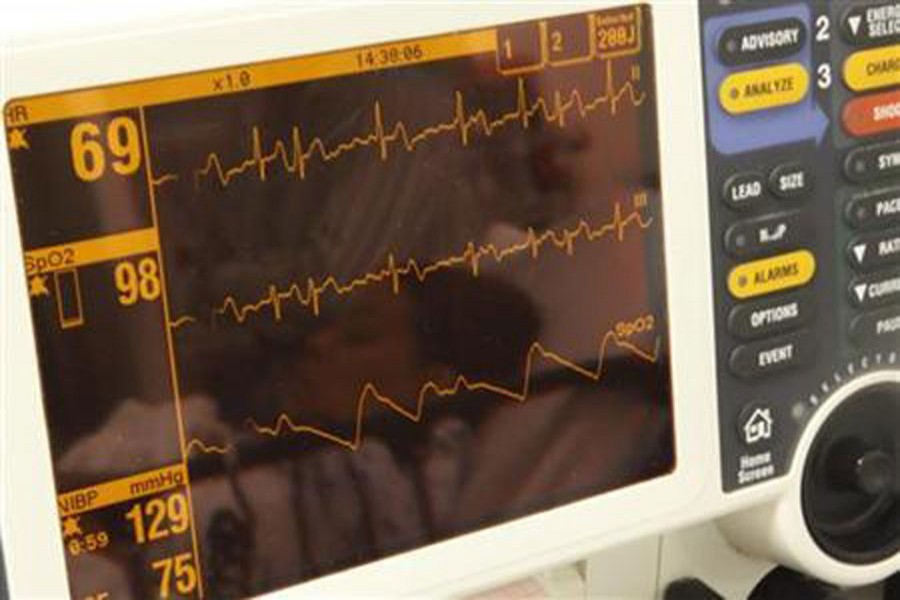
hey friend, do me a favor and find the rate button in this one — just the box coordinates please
[720,63,810,115]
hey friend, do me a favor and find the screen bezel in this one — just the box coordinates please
[1,2,724,597]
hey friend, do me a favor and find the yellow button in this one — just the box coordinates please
[728,250,816,300]
[719,63,810,115]
[844,45,900,93]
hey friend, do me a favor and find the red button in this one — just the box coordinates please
[843,89,900,138]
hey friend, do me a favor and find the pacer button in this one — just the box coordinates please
[845,140,900,183]
[728,291,815,340]
[843,89,900,138]
[845,187,900,230]
[850,305,900,348]
[720,63,809,116]
[728,250,816,300]
[843,44,900,92]
[849,268,900,309]
[729,331,814,379]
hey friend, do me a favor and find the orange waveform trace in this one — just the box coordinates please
[184,60,644,190]
[185,322,662,456]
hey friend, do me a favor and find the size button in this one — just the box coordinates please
[728,250,817,300]
[769,163,813,199]
[718,18,807,66]
[719,63,809,115]
[843,44,900,92]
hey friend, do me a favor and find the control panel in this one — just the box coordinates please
[700,0,899,492]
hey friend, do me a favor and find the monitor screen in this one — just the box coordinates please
[6,3,674,597]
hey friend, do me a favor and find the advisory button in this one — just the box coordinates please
[844,44,900,92]
[718,18,807,66]
[728,250,817,300]
[720,63,810,115]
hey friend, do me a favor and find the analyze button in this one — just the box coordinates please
[728,250,816,300]
[719,63,809,116]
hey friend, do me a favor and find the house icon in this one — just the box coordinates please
[743,407,773,445]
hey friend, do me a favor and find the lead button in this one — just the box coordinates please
[729,331,814,379]
[723,171,767,209]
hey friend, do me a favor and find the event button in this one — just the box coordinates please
[845,187,900,230]
[720,63,809,115]
[728,250,816,300]
[718,18,807,66]
[729,331,814,379]
[845,140,900,183]
[843,89,900,138]
[844,44,900,92]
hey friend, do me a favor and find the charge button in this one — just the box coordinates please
[728,250,817,300]
[729,331,814,379]
[844,44,900,92]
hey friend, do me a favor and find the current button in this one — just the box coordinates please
[728,250,817,300]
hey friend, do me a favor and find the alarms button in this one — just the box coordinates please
[844,140,900,183]
[850,305,900,347]
[718,18,807,66]
[849,268,900,309]
[842,2,900,46]
[847,229,900,271]
[729,331,814,380]
[728,291,815,340]
[845,186,900,230]
[723,172,767,209]
[769,163,812,199]
[842,89,900,138]
[725,211,806,258]
[843,44,900,92]
[719,63,809,116]
[728,250,817,300]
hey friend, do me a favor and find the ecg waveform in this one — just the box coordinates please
[185,320,662,455]
[169,200,652,330]
[188,60,644,189]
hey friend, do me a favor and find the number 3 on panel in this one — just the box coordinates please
[70,116,142,182]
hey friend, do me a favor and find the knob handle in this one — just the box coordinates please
[663,578,724,600]
[829,438,896,497]
[749,567,847,600]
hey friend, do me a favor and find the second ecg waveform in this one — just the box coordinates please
[185,318,663,456]
[169,199,654,330]
[183,60,645,189]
